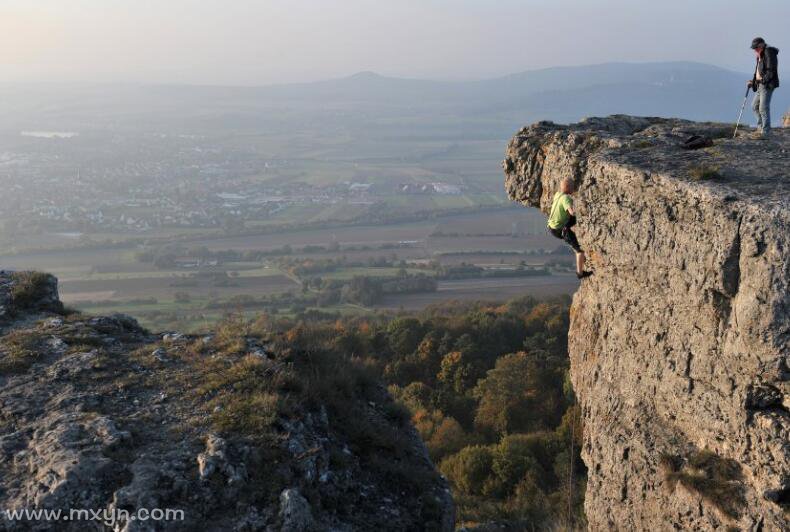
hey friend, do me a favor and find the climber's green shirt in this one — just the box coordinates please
[547,192,573,230]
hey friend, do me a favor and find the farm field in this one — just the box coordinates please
[376,275,578,311]
[0,206,577,332]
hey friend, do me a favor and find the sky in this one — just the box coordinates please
[2,0,788,86]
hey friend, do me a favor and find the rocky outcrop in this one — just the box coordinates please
[0,272,453,531]
[0,272,63,321]
[504,117,789,530]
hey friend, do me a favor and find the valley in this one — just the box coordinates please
[0,209,577,332]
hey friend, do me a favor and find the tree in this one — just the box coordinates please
[390,381,433,412]
[341,276,383,306]
[502,473,552,526]
[385,317,425,356]
[428,416,470,460]
[440,445,494,496]
[492,433,559,495]
[473,352,563,437]
[437,351,476,394]
[410,332,444,384]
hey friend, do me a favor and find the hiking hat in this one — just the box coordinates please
[751,37,766,50]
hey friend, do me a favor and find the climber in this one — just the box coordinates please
[747,37,780,139]
[547,178,592,280]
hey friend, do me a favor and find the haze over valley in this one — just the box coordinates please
[3,2,790,529]
[2,61,784,330]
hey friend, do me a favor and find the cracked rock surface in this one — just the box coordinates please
[504,116,789,531]
[0,272,453,531]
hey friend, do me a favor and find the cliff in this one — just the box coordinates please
[503,117,789,530]
[0,272,453,531]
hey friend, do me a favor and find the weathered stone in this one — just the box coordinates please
[504,116,789,530]
[0,272,62,321]
[197,433,247,485]
[151,347,168,363]
[279,488,313,532]
[0,270,453,531]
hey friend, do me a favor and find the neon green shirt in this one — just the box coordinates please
[547,192,573,230]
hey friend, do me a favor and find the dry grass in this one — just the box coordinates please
[631,140,654,149]
[210,390,280,435]
[688,165,722,181]
[0,330,47,375]
[182,314,411,457]
[9,272,62,313]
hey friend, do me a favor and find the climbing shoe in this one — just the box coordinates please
[576,271,593,279]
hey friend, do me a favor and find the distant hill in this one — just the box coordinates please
[1,62,786,136]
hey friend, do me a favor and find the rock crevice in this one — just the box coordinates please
[504,116,789,530]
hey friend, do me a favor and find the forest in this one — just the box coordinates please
[260,294,586,529]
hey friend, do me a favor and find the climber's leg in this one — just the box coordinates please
[561,227,592,278]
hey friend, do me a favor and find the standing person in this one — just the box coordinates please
[748,37,780,139]
[547,178,592,280]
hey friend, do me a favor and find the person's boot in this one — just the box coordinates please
[576,271,593,279]
[750,129,768,140]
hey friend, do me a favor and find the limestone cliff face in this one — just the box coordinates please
[0,272,453,531]
[504,117,789,531]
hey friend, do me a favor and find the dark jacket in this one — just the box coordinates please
[753,46,780,90]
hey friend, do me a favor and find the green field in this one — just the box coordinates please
[1,209,576,332]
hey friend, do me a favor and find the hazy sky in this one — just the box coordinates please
[2,0,788,85]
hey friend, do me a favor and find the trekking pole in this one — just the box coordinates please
[733,85,751,138]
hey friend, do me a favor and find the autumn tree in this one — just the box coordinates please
[473,352,564,437]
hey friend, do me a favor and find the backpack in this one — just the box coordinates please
[766,47,780,88]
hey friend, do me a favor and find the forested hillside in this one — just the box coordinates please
[270,295,586,528]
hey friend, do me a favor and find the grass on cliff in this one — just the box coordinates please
[8,272,60,312]
[181,315,414,458]
[631,139,654,149]
[0,330,47,375]
[688,165,722,181]
[660,450,745,519]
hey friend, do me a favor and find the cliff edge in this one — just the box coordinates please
[504,117,789,530]
[0,272,453,531]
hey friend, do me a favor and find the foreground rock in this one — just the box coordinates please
[0,272,453,531]
[504,117,789,530]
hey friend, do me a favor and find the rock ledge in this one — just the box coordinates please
[0,271,453,531]
[504,116,789,530]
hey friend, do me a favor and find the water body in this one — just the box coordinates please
[20,131,79,139]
